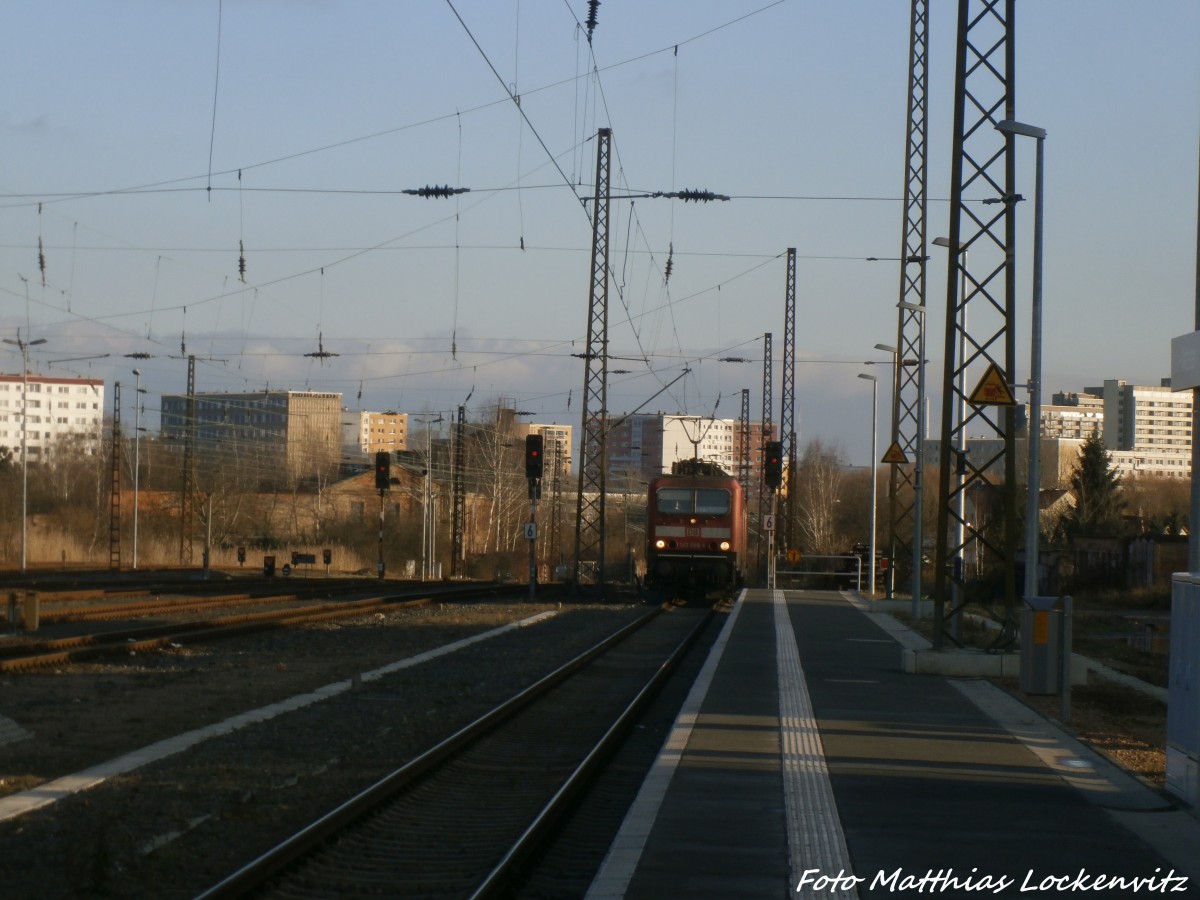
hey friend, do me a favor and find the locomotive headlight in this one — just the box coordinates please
[655,539,667,550]
[720,541,731,551]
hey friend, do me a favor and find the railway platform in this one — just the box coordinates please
[585,588,1200,899]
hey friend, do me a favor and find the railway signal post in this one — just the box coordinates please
[525,435,543,599]
[764,441,784,589]
[375,450,390,580]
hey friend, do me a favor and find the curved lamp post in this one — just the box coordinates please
[997,118,1047,600]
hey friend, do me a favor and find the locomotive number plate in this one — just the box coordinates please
[685,527,701,537]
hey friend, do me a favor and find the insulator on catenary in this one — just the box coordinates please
[586,0,600,42]
[403,185,470,198]
[673,188,730,203]
[238,240,247,282]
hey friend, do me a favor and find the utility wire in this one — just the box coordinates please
[206,0,223,199]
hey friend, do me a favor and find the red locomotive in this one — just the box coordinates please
[645,460,747,601]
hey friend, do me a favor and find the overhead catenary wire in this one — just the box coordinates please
[5,0,823,428]
[2,0,798,216]
[206,0,224,200]
[443,0,585,216]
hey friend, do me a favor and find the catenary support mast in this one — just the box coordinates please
[758,331,773,581]
[933,0,1017,649]
[451,405,465,578]
[573,127,612,594]
[180,355,196,565]
[109,381,122,570]
[779,249,797,554]
[888,0,930,605]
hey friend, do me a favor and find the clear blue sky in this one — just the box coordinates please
[2,1,1198,467]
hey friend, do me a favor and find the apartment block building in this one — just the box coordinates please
[161,389,343,484]
[523,423,573,478]
[0,374,105,462]
[605,413,772,492]
[342,410,409,459]
[1041,391,1104,440]
[1095,379,1192,478]
[926,379,1192,483]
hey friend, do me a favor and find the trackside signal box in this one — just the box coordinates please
[375,451,391,490]
[525,434,544,479]
[764,441,783,488]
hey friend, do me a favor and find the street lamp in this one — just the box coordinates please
[3,330,47,573]
[896,300,928,616]
[858,373,878,597]
[996,118,1047,601]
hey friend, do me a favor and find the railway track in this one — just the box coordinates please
[196,602,712,899]
[0,583,531,673]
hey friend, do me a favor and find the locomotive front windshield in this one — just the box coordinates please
[656,488,731,516]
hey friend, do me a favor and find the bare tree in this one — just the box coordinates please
[793,437,847,555]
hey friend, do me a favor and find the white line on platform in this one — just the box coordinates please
[584,591,746,900]
[775,590,859,900]
[0,611,557,824]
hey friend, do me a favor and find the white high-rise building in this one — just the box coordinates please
[0,374,105,462]
[1097,379,1192,479]
[606,413,742,482]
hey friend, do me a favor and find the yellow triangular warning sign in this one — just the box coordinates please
[881,441,909,465]
[968,363,1017,406]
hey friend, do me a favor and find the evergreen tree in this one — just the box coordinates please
[1063,431,1125,536]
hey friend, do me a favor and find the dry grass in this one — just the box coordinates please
[1000,678,1167,787]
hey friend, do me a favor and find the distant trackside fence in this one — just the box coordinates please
[773,554,863,593]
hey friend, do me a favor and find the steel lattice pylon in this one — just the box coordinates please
[549,434,564,570]
[180,355,196,565]
[451,405,465,578]
[737,388,751,497]
[779,249,797,553]
[109,381,122,570]
[573,127,612,592]
[757,331,773,580]
[933,0,1018,648]
[887,0,930,602]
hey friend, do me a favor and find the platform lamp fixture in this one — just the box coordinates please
[3,330,47,573]
[995,118,1047,601]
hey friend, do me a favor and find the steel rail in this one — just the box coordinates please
[471,606,713,898]
[195,602,670,900]
[0,584,530,673]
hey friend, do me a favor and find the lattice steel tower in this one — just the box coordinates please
[109,381,122,570]
[757,331,773,579]
[737,388,751,497]
[451,405,466,578]
[887,0,930,602]
[179,355,196,565]
[573,127,612,591]
[779,249,797,553]
[933,0,1018,648]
